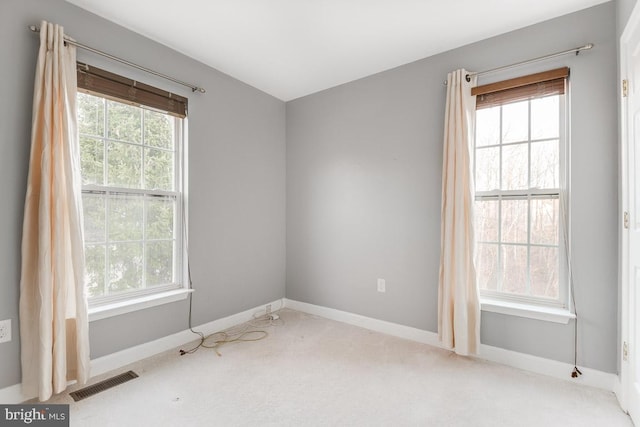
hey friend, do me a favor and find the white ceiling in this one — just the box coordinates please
[66,0,608,101]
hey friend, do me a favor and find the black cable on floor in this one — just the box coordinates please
[571,272,581,378]
[180,260,206,355]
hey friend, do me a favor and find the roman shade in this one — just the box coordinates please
[473,67,568,109]
[76,62,188,118]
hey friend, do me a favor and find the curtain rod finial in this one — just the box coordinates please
[577,43,594,55]
[29,25,39,32]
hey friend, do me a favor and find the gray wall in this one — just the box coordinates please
[0,0,286,389]
[618,0,637,36]
[287,2,618,372]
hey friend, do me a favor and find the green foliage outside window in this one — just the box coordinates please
[78,93,179,299]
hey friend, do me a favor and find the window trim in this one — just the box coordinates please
[78,85,188,311]
[88,288,193,322]
[480,297,575,324]
[473,77,570,312]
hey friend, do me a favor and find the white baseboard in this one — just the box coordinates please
[0,298,284,404]
[283,298,618,392]
[478,342,616,391]
[92,297,283,378]
[1,297,617,403]
[614,375,626,411]
[0,384,24,405]
[284,299,441,347]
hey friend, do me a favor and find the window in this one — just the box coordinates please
[473,68,568,309]
[76,63,187,307]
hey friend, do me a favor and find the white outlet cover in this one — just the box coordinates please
[0,319,11,343]
[377,279,386,293]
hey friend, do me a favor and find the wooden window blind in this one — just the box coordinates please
[76,62,188,118]
[472,67,569,110]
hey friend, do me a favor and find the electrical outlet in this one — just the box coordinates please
[377,278,386,293]
[0,319,11,344]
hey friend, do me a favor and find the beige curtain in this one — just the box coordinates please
[438,69,480,356]
[20,21,90,401]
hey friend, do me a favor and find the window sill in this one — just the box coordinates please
[480,297,575,324]
[88,288,193,322]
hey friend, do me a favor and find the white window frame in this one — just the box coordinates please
[474,92,571,314]
[78,91,189,317]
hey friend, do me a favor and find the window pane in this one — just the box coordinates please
[473,89,563,304]
[107,101,142,143]
[475,200,499,242]
[85,244,105,298]
[476,106,500,147]
[530,246,558,299]
[502,101,528,143]
[476,243,498,291]
[108,242,143,294]
[146,198,174,239]
[501,200,528,244]
[531,95,559,140]
[146,241,174,286]
[144,110,174,150]
[107,141,142,188]
[78,93,105,137]
[80,136,104,185]
[78,89,182,302]
[108,195,143,241]
[501,244,528,294]
[475,146,499,191]
[144,148,174,190]
[531,198,559,245]
[502,143,528,190]
[82,194,105,243]
[530,140,559,189]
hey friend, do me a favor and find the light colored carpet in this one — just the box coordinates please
[47,309,631,426]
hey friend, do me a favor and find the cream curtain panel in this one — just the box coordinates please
[438,69,480,356]
[20,21,90,401]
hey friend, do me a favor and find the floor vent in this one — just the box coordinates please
[70,370,139,402]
